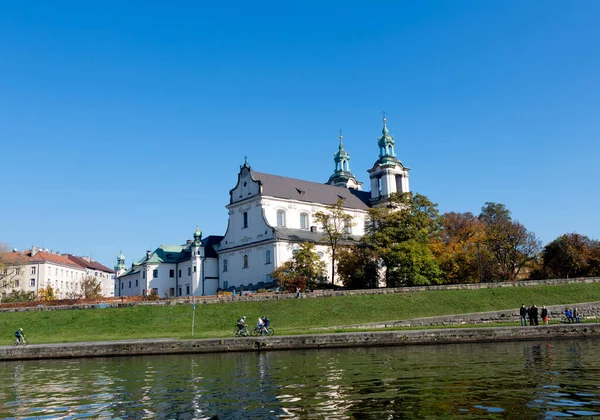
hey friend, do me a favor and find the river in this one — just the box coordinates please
[0,339,599,419]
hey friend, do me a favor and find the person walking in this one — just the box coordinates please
[520,304,528,326]
[296,287,301,298]
[541,306,549,325]
[573,307,581,323]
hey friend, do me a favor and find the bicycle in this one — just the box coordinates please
[12,336,28,347]
[250,326,274,336]
[233,326,249,337]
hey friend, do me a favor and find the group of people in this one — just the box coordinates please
[564,308,581,323]
[520,304,584,326]
[519,304,549,326]
[236,315,271,335]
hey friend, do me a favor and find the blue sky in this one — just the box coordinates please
[1,1,599,268]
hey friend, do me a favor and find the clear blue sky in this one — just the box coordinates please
[1,1,599,268]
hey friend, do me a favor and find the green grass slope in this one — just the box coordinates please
[1,282,599,345]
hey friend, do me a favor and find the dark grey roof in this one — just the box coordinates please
[275,228,361,244]
[202,235,224,258]
[252,171,371,210]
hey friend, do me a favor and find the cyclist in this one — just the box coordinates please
[15,328,25,345]
[256,316,264,333]
[237,316,247,335]
[261,315,270,334]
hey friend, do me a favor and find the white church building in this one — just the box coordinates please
[115,117,409,297]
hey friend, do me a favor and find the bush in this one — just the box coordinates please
[146,289,160,301]
[3,289,35,303]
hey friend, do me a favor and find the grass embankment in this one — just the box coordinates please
[1,282,599,345]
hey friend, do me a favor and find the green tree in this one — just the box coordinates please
[336,245,380,289]
[271,242,326,291]
[536,233,600,279]
[314,199,354,287]
[364,192,442,286]
[479,203,541,281]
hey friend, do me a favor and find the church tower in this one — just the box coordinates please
[327,130,362,190]
[368,115,410,203]
[114,250,127,277]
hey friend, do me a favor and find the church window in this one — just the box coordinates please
[243,212,248,228]
[31,266,36,275]
[135,279,138,287]
[188,267,191,275]
[317,252,324,258]
[277,210,286,227]
[300,213,309,229]
[169,269,175,278]
[128,281,131,288]
[194,266,197,272]
[223,259,228,272]
[143,271,146,279]
[266,250,271,264]
[243,254,249,268]
[153,269,158,278]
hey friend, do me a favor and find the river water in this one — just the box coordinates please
[0,339,599,419]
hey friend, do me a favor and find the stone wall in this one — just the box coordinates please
[321,301,600,330]
[1,276,599,313]
[1,323,598,362]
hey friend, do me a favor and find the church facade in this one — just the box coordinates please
[115,117,409,296]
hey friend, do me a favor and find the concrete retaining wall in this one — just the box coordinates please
[1,324,598,361]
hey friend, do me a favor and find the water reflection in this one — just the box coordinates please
[0,339,599,418]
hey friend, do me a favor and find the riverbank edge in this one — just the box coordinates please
[2,323,598,362]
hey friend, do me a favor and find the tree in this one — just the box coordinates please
[38,283,58,301]
[429,212,487,283]
[336,245,380,289]
[363,192,443,286]
[80,275,103,299]
[478,203,541,281]
[536,233,600,279]
[271,242,326,291]
[0,243,28,290]
[314,199,354,287]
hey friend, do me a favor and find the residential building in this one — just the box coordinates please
[115,228,223,298]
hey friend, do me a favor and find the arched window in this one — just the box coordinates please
[300,213,309,229]
[223,259,228,272]
[243,212,248,228]
[265,250,271,264]
[243,254,249,268]
[277,210,286,227]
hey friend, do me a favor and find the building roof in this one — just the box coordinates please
[0,251,32,265]
[133,236,223,266]
[252,171,371,210]
[66,255,115,274]
[30,251,84,269]
[203,235,224,258]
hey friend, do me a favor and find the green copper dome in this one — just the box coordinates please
[193,226,202,240]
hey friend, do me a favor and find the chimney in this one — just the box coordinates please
[146,250,152,258]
